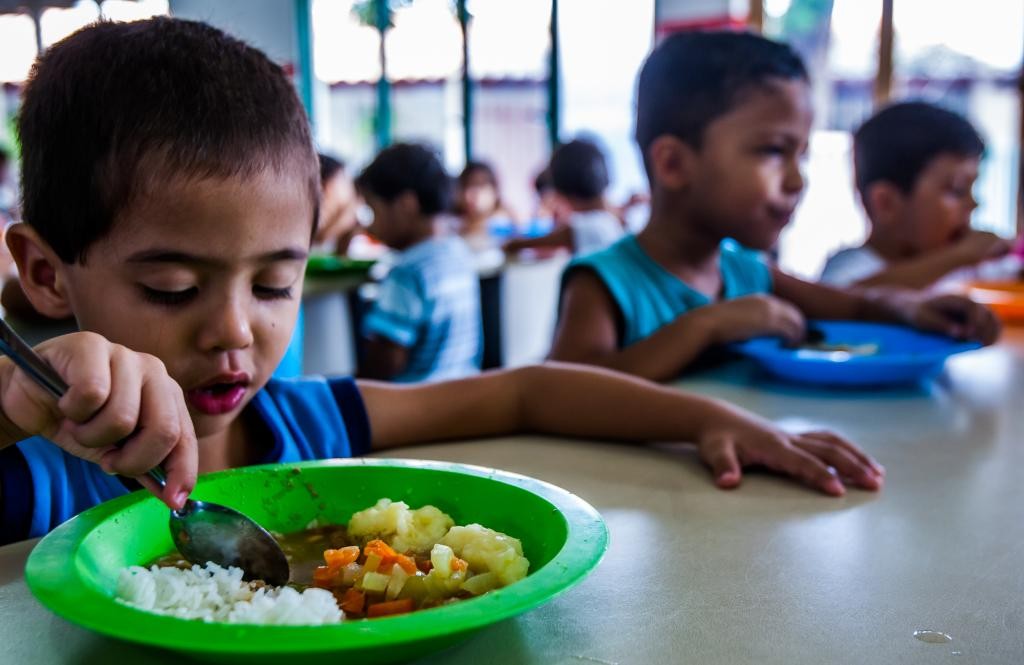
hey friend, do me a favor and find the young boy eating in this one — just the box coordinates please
[820,101,1016,289]
[548,31,999,382]
[0,19,884,543]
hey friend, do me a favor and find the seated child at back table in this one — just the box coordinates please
[820,101,1019,290]
[356,144,482,383]
[504,139,625,257]
[548,31,999,382]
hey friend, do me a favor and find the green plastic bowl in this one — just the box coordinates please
[25,459,608,664]
[305,254,376,276]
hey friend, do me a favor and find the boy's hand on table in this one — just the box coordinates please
[0,331,197,509]
[695,404,885,496]
[906,293,1000,345]
[695,294,806,346]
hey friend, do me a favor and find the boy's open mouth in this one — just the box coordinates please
[186,381,248,415]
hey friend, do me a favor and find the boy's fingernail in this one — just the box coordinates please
[173,490,189,508]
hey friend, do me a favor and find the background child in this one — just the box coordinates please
[820,101,1016,289]
[313,153,360,256]
[356,143,482,383]
[549,31,999,382]
[449,161,516,250]
[504,139,625,256]
[0,19,884,543]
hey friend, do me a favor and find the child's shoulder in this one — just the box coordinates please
[819,244,884,286]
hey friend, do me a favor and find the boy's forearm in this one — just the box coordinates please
[513,362,739,444]
[853,249,967,290]
[360,362,735,451]
[505,227,573,253]
[548,312,716,382]
[774,270,910,323]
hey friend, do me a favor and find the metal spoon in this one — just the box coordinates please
[0,318,290,586]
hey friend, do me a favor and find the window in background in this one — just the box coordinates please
[312,0,382,170]
[558,0,655,223]
[387,0,464,170]
[0,13,36,87]
[891,0,1023,237]
[765,0,882,279]
[466,0,551,220]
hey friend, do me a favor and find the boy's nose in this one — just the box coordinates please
[198,299,254,351]
[783,160,805,194]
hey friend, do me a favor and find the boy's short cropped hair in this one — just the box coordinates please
[18,17,318,264]
[549,139,609,200]
[635,31,807,163]
[853,101,985,198]
[355,143,451,216]
[319,153,346,185]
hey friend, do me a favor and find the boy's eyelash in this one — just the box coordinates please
[254,286,293,300]
[140,286,197,306]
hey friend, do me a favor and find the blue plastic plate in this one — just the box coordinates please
[733,321,981,386]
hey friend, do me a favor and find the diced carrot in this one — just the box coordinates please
[367,598,415,618]
[393,553,418,575]
[364,539,398,559]
[323,546,360,568]
[339,587,366,615]
[312,565,336,588]
[364,540,402,575]
[450,556,468,573]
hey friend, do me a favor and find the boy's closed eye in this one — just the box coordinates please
[139,283,296,306]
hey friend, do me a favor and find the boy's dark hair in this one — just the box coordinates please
[355,143,450,216]
[319,153,346,185]
[18,17,318,264]
[853,101,985,199]
[533,167,553,195]
[549,139,609,200]
[457,160,498,189]
[635,31,808,164]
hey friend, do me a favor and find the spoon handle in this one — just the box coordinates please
[0,318,167,489]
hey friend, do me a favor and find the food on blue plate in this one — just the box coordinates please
[799,341,880,356]
[116,498,529,624]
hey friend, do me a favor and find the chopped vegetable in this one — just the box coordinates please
[367,598,415,618]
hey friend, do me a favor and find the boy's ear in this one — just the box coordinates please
[864,181,904,225]
[647,135,697,190]
[395,191,421,218]
[4,223,75,319]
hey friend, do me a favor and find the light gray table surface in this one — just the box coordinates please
[3,331,1023,664]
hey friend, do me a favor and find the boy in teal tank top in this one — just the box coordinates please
[550,31,998,381]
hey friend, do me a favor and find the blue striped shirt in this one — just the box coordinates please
[363,236,482,382]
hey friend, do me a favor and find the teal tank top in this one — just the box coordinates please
[564,236,773,347]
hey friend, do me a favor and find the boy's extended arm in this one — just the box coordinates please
[357,362,884,496]
[850,231,1012,290]
[849,247,978,290]
[772,268,1000,343]
[503,225,573,254]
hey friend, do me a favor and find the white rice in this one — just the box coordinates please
[116,563,343,625]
